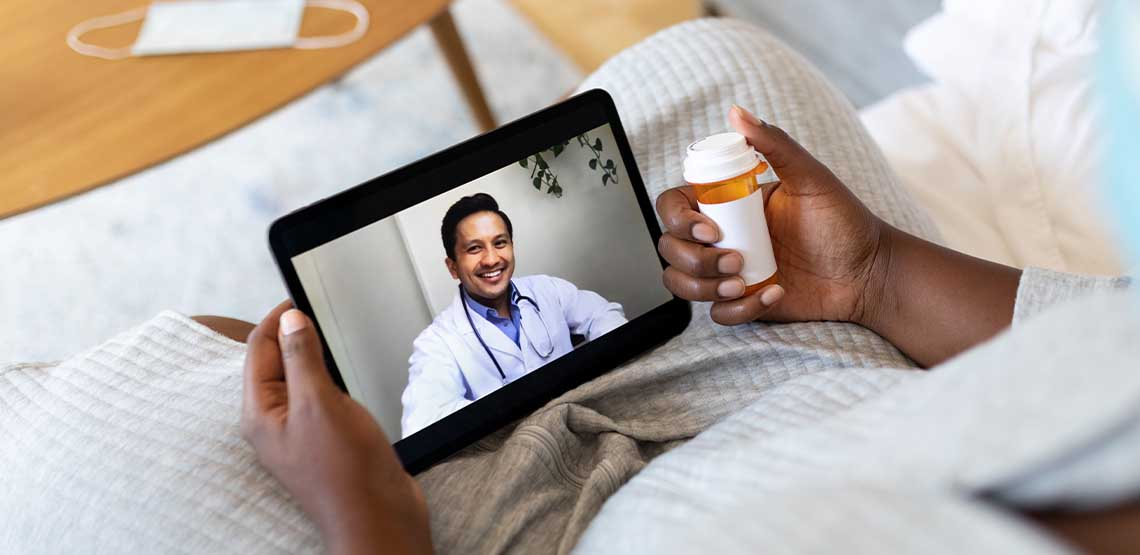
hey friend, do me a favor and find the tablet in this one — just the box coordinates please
[269,89,689,473]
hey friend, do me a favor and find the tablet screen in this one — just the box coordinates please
[288,121,673,441]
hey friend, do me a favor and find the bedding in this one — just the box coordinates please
[861,0,1124,276]
[2,12,1136,555]
[1,18,936,553]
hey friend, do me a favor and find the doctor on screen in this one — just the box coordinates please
[400,193,627,437]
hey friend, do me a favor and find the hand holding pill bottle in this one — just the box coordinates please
[683,132,779,296]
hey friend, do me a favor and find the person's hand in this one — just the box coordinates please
[657,105,889,326]
[241,301,432,555]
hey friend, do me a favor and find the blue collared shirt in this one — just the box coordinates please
[464,285,522,347]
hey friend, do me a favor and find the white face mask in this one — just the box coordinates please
[67,0,369,60]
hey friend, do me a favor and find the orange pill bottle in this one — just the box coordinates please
[683,132,779,296]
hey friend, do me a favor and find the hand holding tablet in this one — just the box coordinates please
[269,90,689,473]
[241,302,432,554]
[250,94,1037,553]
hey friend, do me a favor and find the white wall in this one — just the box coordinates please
[291,123,671,439]
[292,218,432,440]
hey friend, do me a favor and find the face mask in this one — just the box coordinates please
[1101,0,1140,272]
[66,0,369,60]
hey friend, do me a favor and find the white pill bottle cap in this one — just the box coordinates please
[683,132,769,184]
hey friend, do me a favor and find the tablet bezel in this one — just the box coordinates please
[268,89,690,474]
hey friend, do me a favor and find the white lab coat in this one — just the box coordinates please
[400,274,627,437]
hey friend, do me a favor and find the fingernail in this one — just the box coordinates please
[692,222,717,243]
[760,284,785,306]
[717,253,743,274]
[280,309,308,336]
[717,279,745,299]
[732,104,763,127]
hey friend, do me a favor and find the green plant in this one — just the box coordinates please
[577,132,619,186]
[518,132,618,197]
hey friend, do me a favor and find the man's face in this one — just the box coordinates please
[446,211,515,303]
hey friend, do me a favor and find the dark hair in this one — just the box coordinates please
[441,192,513,260]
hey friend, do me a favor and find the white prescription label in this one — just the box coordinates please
[698,189,777,286]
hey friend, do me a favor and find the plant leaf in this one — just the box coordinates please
[533,176,542,190]
[519,158,528,168]
[602,173,610,185]
[594,138,603,150]
[536,154,548,169]
[605,159,615,169]
[588,158,597,170]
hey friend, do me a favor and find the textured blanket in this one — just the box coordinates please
[6,18,1133,555]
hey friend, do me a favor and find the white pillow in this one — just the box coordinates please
[861,0,1124,275]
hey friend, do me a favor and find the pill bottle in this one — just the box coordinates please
[682,132,779,296]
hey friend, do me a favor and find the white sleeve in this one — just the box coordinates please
[1012,267,1132,326]
[400,327,473,438]
[548,276,628,341]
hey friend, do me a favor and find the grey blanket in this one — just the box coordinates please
[3,19,1131,555]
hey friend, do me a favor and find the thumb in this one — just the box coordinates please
[277,309,335,402]
[728,105,832,195]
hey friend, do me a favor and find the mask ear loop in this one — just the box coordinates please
[66,6,148,60]
[294,0,370,50]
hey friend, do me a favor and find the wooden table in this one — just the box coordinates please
[1,0,495,219]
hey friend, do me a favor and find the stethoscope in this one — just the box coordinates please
[459,283,554,380]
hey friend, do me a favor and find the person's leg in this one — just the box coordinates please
[575,18,940,244]
[570,18,1140,553]
[191,315,255,343]
[419,18,941,554]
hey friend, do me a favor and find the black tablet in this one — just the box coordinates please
[268,89,689,473]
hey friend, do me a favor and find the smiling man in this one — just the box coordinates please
[399,192,627,437]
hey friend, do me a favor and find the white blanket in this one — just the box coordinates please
[861,0,1124,275]
[1,17,943,553]
[2,8,1133,554]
